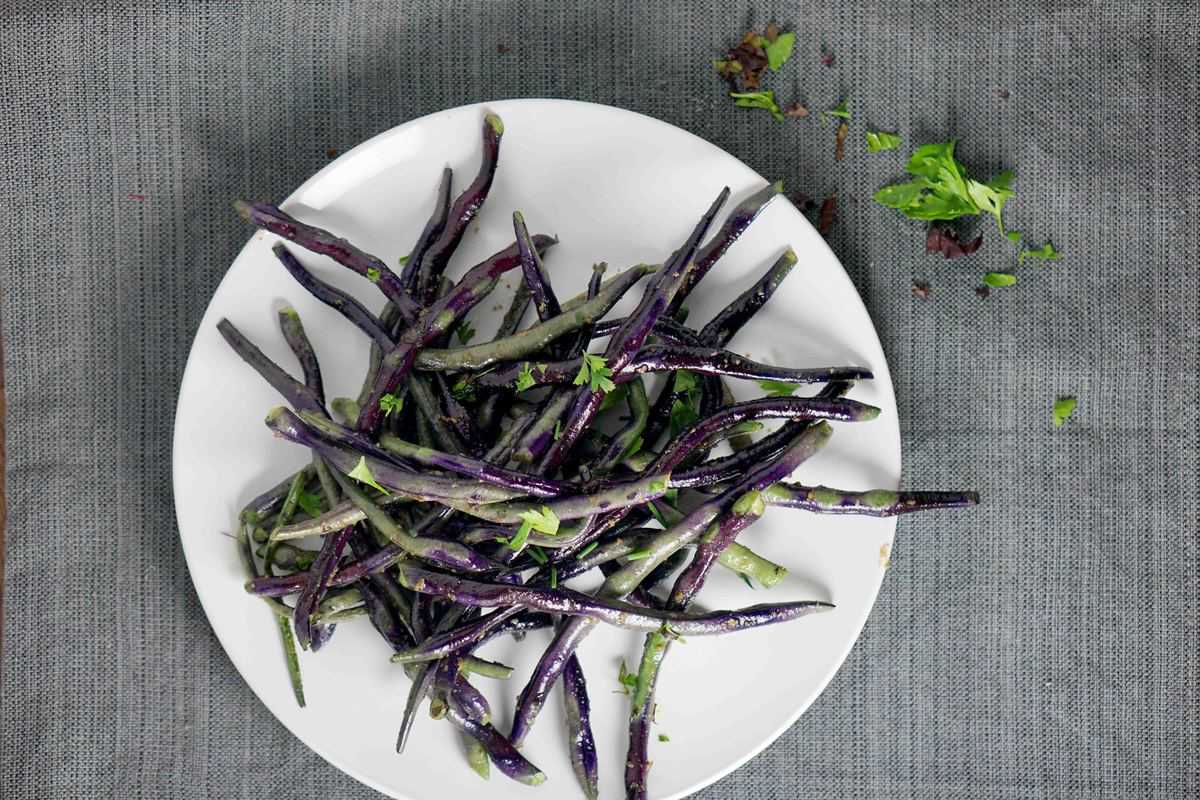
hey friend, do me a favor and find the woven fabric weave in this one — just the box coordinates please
[1,2,1197,798]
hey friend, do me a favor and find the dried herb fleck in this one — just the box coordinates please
[817,193,838,237]
[925,225,983,260]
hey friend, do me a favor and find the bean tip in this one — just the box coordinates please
[485,112,504,136]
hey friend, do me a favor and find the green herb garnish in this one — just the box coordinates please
[504,506,560,551]
[295,489,323,518]
[625,549,652,561]
[757,379,798,397]
[379,393,404,417]
[669,398,699,437]
[1053,396,1077,427]
[577,541,599,559]
[617,660,638,694]
[674,370,700,394]
[874,141,1014,232]
[348,456,389,494]
[866,131,901,152]
[823,98,851,121]
[573,353,616,393]
[527,545,548,565]
[982,272,1018,288]
[1019,241,1062,264]
[668,371,702,436]
[553,420,563,441]
[658,734,670,742]
[366,267,381,283]
[765,31,796,71]
[730,90,784,121]
[515,362,537,392]
[450,379,476,403]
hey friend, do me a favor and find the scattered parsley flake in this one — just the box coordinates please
[527,545,548,565]
[866,131,901,153]
[553,420,563,441]
[505,522,532,552]
[504,506,560,551]
[823,98,851,121]
[1053,396,1078,427]
[625,549,652,561]
[1006,230,1023,242]
[520,506,560,535]
[397,255,408,265]
[757,379,797,397]
[515,362,537,392]
[379,393,404,417]
[674,370,700,394]
[450,379,475,403]
[549,566,558,589]
[874,141,1014,233]
[348,456,389,494]
[669,398,699,437]
[659,734,670,743]
[1019,241,1062,264]
[573,353,616,393]
[730,90,784,121]
[617,660,638,694]
[912,280,932,300]
[739,573,757,590]
[983,272,1018,288]
[764,31,796,71]
[577,541,599,559]
[295,489,323,518]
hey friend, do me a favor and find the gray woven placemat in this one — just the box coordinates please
[2,2,1197,798]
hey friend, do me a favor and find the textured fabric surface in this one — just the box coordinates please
[2,2,1197,798]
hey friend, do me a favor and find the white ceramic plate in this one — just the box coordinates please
[173,99,900,800]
